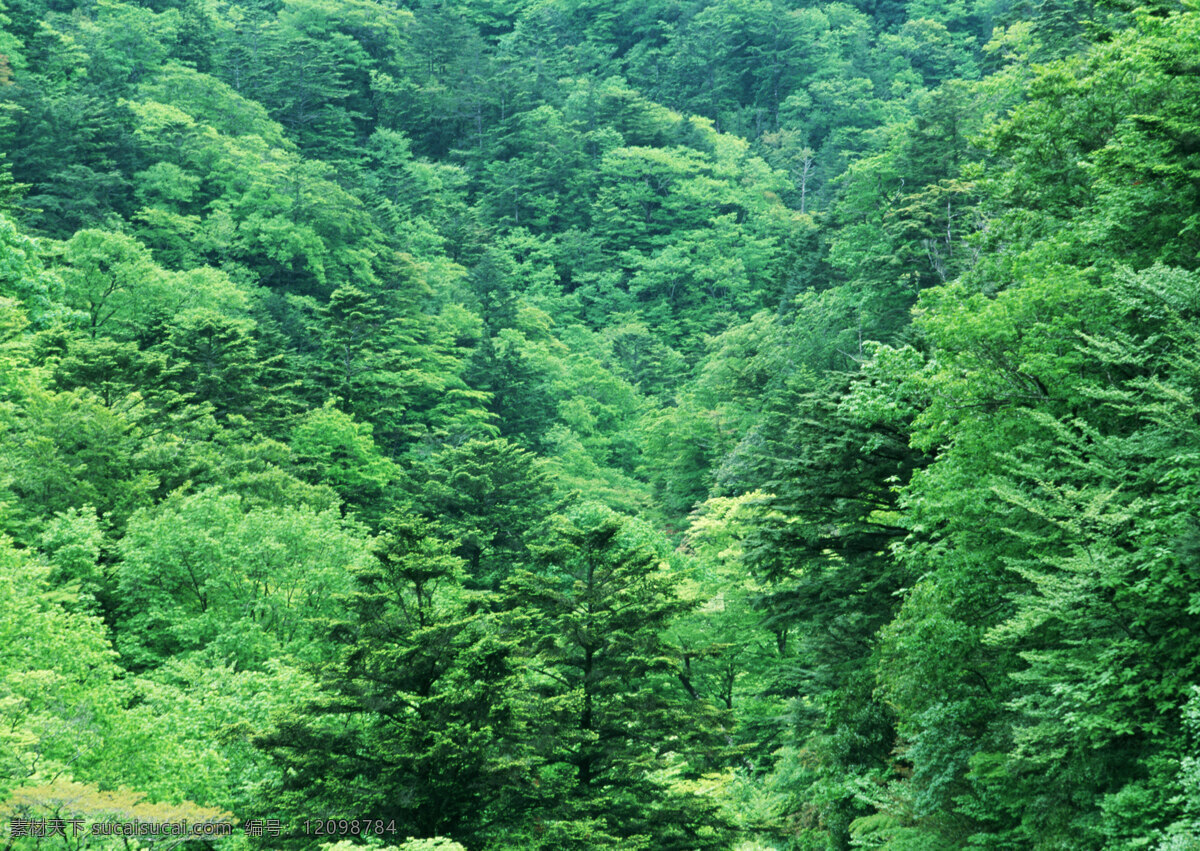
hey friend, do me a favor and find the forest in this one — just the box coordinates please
[1,0,1199,847]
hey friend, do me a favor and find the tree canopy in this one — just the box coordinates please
[2,0,1199,848]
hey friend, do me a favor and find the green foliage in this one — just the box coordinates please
[290,401,399,519]
[257,514,541,847]
[115,657,314,812]
[403,437,554,588]
[501,503,735,849]
[0,213,67,326]
[0,383,159,544]
[674,493,782,760]
[0,535,121,796]
[115,488,368,669]
[850,23,1200,831]
[3,0,1199,847]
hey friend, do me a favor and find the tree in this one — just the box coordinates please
[115,488,368,670]
[855,264,1200,847]
[0,385,158,545]
[55,229,250,341]
[157,309,271,421]
[404,437,554,589]
[673,492,782,761]
[501,503,734,850]
[3,780,231,850]
[737,373,927,847]
[289,401,400,522]
[256,514,542,847]
[0,533,122,797]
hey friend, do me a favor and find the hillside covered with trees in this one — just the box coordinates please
[1,0,1199,848]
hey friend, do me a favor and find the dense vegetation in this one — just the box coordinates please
[2,0,1199,847]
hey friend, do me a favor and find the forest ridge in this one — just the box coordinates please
[1,0,1199,848]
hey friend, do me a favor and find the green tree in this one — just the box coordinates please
[256,514,541,847]
[115,488,367,669]
[0,533,122,796]
[501,503,734,850]
[404,437,554,589]
[738,373,927,847]
[290,401,399,521]
[291,282,485,452]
